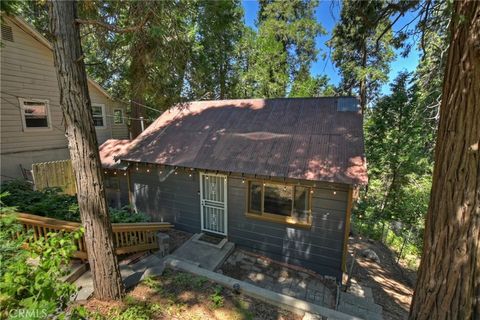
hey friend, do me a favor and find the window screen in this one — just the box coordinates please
[21,100,49,128]
[113,109,123,124]
[264,184,293,216]
[92,105,105,127]
[249,182,262,213]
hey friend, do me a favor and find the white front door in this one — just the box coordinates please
[200,172,228,235]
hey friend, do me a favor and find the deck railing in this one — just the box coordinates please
[17,213,173,259]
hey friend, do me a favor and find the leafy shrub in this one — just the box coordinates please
[0,196,82,319]
[0,180,149,223]
[210,285,224,308]
[109,206,150,223]
[0,180,79,221]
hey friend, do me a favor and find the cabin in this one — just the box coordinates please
[103,97,367,280]
[0,16,129,182]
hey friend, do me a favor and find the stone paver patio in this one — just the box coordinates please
[221,250,336,308]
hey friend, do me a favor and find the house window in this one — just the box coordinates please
[113,109,124,124]
[19,99,51,130]
[92,104,105,127]
[247,181,312,227]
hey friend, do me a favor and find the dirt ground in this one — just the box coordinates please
[347,235,417,320]
[74,269,302,320]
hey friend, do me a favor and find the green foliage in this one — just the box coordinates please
[210,285,224,308]
[356,72,434,268]
[329,1,416,107]
[109,206,150,223]
[0,200,81,319]
[0,180,79,221]
[185,0,244,100]
[0,180,149,223]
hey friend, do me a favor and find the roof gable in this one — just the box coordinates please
[5,15,113,101]
[120,97,367,185]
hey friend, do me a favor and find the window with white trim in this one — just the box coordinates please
[113,109,124,124]
[92,104,106,127]
[19,99,51,130]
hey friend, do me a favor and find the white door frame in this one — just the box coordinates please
[199,172,228,236]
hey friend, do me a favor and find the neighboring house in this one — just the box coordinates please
[0,16,129,181]
[102,97,367,280]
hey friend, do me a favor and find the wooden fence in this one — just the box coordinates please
[17,213,173,260]
[32,160,76,195]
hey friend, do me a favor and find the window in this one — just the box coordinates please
[113,109,124,124]
[247,181,312,226]
[92,104,105,127]
[19,99,51,130]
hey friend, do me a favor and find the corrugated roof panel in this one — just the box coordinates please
[120,97,367,185]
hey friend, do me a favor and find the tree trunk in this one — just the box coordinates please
[409,1,479,319]
[49,0,125,300]
[129,49,147,139]
[359,40,367,114]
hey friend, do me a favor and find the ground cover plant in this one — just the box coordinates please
[71,270,301,320]
[0,180,149,223]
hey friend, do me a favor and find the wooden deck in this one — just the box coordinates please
[17,212,173,259]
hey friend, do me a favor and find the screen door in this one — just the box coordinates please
[200,172,227,235]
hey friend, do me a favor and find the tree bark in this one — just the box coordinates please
[49,0,125,300]
[409,1,479,319]
[359,40,367,115]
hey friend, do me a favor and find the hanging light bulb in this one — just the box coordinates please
[123,172,127,176]
[146,169,150,173]
[114,171,117,175]
[242,179,245,184]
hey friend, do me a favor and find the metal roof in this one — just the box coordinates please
[120,97,367,185]
[99,139,132,169]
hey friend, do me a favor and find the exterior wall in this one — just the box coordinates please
[124,164,350,280]
[0,17,129,181]
[227,175,349,280]
[104,173,130,209]
[130,167,202,234]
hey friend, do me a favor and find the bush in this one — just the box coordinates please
[0,180,149,223]
[0,180,79,221]
[109,206,150,223]
[0,195,81,319]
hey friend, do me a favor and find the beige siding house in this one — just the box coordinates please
[0,16,129,181]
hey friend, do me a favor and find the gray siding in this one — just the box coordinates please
[227,176,348,280]
[124,164,349,280]
[130,168,201,234]
[105,174,130,208]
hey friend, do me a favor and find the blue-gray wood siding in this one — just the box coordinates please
[130,168,202,234]
[120,165,350,280]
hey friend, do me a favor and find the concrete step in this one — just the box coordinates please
[131,253,164,272]
[347,280,374,303]
[339,291,382,313]
[337,302,382,320]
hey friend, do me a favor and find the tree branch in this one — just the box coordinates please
[75,11,152,34]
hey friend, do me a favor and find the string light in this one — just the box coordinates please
[114,171,117,175]
[123,172,127,176]
[146,169,150,173]
[333,191,336,195]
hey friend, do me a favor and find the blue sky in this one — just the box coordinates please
[241,0,421,95]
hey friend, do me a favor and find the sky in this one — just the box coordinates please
[241,0,421,95]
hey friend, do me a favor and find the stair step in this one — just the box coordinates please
[339,291,381,312]
[131,254,163,271]
[337,303,383,320]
